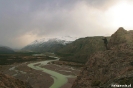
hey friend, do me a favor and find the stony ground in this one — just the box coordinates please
[0,60,80,88]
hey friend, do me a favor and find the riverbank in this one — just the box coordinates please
[0,59,80,88]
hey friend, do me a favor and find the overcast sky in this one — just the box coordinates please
[0,0,133,49]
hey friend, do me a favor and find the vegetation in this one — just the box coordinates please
[22,36,111,64]
[72,28,133,88]
[56,36,110,63]
[0,52,56,65]
[0,46,15,54]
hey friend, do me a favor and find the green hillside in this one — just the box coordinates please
[56,36,110,63]
[0,46,15,54]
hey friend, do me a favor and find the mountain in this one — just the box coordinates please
[23,36,110,63]
[0,46,15,54]
[56,36,110,63]
[22,38,72,53]
[0,73,32,88]
[108,27,133,49]
[72,27,133,88]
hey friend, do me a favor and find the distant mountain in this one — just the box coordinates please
[0,73,32,88]
[22,38,72,52]
[72,27,133,88]
[0,46,15,54]
[56,36,110,63]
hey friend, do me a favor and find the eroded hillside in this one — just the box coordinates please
[72,27,133,88]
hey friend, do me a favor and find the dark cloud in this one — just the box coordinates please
[0,0,127,48]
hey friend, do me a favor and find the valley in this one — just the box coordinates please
[1,0,133,87]
[0,53,81,88]
[1,27,133,88]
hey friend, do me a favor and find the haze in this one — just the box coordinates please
[0,0,133,49]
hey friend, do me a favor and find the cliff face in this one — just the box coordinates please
[72,28,133,88]
[0,73,32,88]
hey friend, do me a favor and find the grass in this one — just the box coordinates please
[0,52,56,65]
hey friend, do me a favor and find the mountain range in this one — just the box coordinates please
[22,38,72,52]
[0,46,15,54]
[22,36,110,63]
[1,27,133,88]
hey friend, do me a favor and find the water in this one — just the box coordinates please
[27,58,74,88]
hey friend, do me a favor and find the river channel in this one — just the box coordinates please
[27,57,75,88]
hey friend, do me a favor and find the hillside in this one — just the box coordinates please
[0,73,32,88]
[0,46,15,54]
[57,36,110,63]
[72,27,133,88]
[22,36,110,64]
[108,27,133,49]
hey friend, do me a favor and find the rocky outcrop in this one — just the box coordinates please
[72,27,133,88]
[108,27,133,49]
[0,73,32,88]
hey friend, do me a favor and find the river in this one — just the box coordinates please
[27,57,75,88]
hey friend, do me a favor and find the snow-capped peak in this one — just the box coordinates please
[29,36,78,46]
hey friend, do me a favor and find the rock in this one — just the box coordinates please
[0,73,32,88]
[72,28,133,88]
[108,27,133,50]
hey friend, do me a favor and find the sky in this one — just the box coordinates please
[0,0,133,49]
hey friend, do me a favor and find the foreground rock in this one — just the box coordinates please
[0,73,32,88]
[72,27,133,88]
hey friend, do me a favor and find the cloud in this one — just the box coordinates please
[0,0,125,48]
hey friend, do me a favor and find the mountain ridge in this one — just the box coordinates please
[0,46,15,54]
[72,27,133,88]
[22,38,72,52]
[56,36,110,63]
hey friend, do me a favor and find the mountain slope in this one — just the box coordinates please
[108,27,133,49]
[57,36,110,63]
[0,46,15,54]
[0,73,32,88]
[22,38,72,53]
[72,27,133,88]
